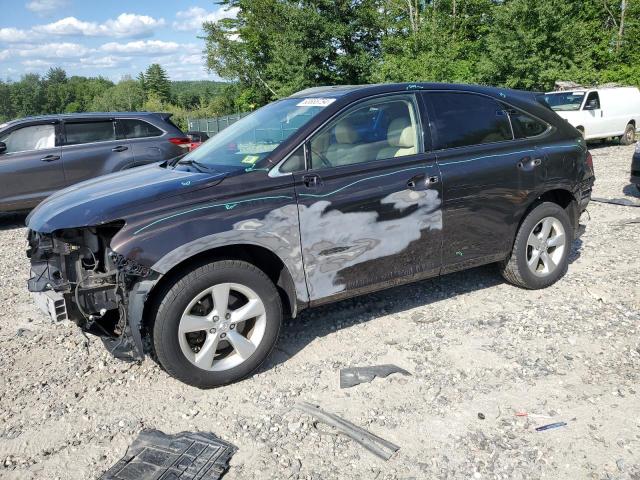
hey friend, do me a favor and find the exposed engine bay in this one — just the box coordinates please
[26,222,153,359]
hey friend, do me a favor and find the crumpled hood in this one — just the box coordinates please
[27,163,226,233]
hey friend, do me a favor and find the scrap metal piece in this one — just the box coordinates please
[100,429,236,480]
[591,197,640,207]
[340,364,410,389]
[294,401,400,460]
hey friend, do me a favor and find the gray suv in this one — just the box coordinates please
[0,112,189,212]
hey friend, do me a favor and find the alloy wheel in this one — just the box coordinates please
[178,282,267,371]
[526,216,566,277]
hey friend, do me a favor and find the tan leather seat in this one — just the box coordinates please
[325,122,360,166]
[376,118,417,160]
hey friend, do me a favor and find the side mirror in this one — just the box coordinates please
[0,142,6,154]
[584,99,599,110]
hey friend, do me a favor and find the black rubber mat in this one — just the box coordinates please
[100,429,237,480]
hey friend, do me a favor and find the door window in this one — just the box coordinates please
[65,121,115,145]
[309,95,421,169]
[117,119,163,139]
[428,92,512,149]
[584,92,600,110]
[0,124,55,154]
[507,109,549,139]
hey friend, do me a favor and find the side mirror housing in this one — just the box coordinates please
[0,142,6,154]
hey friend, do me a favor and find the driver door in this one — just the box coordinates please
[292,93,443,303]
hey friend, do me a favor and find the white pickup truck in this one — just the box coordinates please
[544,87,640,144]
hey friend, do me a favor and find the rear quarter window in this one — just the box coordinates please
[118,119,163,139]
[506,108,549,139]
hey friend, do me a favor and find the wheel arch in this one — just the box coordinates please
[514,188,579,244]
[142,244,301,336]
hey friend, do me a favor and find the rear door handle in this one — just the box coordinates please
[517,157,542,171]
[112,145,128,152]
[40,155,60,162]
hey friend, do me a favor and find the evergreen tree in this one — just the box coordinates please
[140,64,171,103]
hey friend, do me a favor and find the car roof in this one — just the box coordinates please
[1,111,170,128]
[290,82,536,102]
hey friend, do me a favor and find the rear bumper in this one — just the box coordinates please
[578,176,595,211]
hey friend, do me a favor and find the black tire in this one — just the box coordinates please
[152,260,282,388]
[499,202,573,289]
[620,123,636,145]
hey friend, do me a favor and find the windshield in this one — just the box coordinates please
[543,92,586,111]
[179,98,334,170]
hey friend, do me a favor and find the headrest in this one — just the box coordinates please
[334,122,359,144]
[387,118,415,148]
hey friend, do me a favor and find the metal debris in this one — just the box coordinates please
[535,422,568,432]
[294,401,400,460]
[591,197,640,207]
[100,429,236,480]
[339,364,410,389]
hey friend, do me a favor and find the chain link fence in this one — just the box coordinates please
[187,113,250,136]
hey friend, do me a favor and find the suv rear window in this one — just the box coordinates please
[65,121,115,145]
[118,119,163,139]
[428,92,512,149]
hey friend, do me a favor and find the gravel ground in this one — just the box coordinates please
[0,144,639,480]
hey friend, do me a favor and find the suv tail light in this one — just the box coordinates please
[585,150,594,172]
[168,137,191,146]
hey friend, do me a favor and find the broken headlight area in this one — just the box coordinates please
[27,222,153,360]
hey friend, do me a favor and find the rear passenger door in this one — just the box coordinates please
[292,93,443,302]
[60,118,133,186]
[423,91,547,272]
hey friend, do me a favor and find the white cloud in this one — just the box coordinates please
[26,0,69,16]
[0,27,32,43]
[33,13,165,38]
[100,40,182,55]
[79,55,130,68]
[173,6,239,31]
[22,59,52,68]
[101,13,165,38]
[0,50,10,61]
[16,42,90,58]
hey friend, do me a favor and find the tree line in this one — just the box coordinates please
[0,64,236,128]
[205,0,640,108]
[1,0,638,125]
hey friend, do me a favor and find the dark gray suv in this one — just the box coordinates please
[0,112,189,212]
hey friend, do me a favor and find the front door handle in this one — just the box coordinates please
[407,174,426,190]
[112,145,128,152]
[40,155,60,162]
[303,174,321,188]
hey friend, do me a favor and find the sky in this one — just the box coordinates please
[0,0,238,82]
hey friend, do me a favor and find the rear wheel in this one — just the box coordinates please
[620,123,636,145]
[152,260,282,388]
[500,202,573,289]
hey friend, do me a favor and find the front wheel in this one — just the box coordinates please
[152,260,282,388]
[500,202,573,289]
[620,123,636,145]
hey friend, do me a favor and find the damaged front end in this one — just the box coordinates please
[27,222,155,360]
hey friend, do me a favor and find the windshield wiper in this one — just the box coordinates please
[176,159,213,172]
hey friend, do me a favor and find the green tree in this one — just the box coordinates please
[140,64,171,102]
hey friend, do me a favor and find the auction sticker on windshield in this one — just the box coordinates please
[296,98,336,107]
